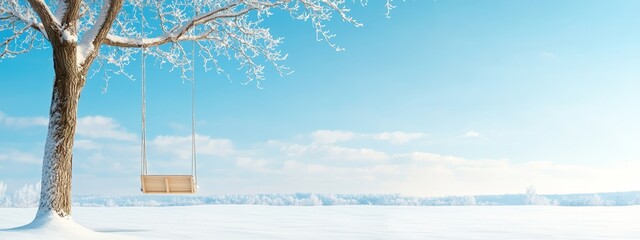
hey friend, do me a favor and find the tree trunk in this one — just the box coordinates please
[35,42,85,219]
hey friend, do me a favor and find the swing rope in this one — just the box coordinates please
[140,3,148,177]
[140,1,198,184]
[190,7,198,185]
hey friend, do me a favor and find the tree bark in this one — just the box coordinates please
[36,42,85,218]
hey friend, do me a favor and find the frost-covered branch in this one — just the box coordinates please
[98,0,386,83]
[26,0,60,34]
[3,0,398,83]
[0,0,50,58]
[77,0,123,69]
[59,0,82,29]
[102,1,248,49]
[385,0,396,18]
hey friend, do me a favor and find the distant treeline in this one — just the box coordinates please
[2,181,639,208]
[69,191,640,207]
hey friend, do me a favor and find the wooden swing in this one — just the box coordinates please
[139,52,199,194]
[141,175,196,194]
[139,9,199,194]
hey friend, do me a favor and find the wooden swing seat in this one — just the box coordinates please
[141,175,197,194]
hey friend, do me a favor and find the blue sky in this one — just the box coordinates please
[1,0,640,196]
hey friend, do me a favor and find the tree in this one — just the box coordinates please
[12,182,41,208]
[0,181,9,207]
[1,0,397,221]
[525,186,554,206]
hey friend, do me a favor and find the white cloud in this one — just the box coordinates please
[0,111,48,128]
[0,151,41,164]
[254,141,640,196]
[323,145,389,162]
[74,139,102,150]
[386,152,640,196]
[76,116,136,141]
[282,160,332,174]
[311,130,355,144]
[0,113,136,141]
[7,124,634,197]
[152,134,234,160]
[463,131,480,138]
[309,130,427,145]
[402,152,467,165]
[281,143,389,162]
[236,157,271,173]
[373,131,425,145]
[73,142,140,175]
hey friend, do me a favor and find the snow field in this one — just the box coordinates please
[1,205,640,239]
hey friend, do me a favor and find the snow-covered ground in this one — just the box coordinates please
[1,205,640,239]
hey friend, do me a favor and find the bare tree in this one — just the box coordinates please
[0,0,397,221]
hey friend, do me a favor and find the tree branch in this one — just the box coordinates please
[0,8,48,39]
[1,1,49,58]
[0,24,35,58]
[78,0,124,68]
[103,2,252,48]
[104,29,219,48]
[60,0,82,29]
[68,0,381,85]
[25,0,59,37]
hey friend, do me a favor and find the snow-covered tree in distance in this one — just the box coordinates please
[0,0,399,222]
[0,181,9,207]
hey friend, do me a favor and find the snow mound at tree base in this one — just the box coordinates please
[0,213,135,240]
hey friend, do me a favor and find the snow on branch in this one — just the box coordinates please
[77,0,123,68]
[58,0,82,27]
[26,0,61,33]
